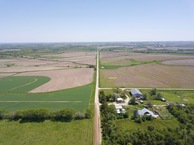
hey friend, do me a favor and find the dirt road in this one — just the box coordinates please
[94,49,101,145]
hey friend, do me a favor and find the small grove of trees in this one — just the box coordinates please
[99,90,127,103]
[149,88,163,100]
[167,104,194,125]
[99,90,115,103]
[0,109,92,123]
[128,97,137,105]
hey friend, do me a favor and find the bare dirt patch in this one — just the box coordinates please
[101,64,194,88]
[16,68,94,93]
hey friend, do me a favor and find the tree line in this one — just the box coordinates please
[0,108,92,123]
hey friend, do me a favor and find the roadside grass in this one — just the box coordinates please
[99,70,112,88]
[0,120,93,145]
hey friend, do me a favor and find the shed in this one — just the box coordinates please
[130,88,142,99]
[137,108,158,118]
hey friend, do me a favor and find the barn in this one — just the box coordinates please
[136,108,158,118]
[130,88,142,99]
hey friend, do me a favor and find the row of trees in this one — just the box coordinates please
[99,91,117,144]
[0,109,92,123]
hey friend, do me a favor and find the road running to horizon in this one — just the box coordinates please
[94,49,101,145]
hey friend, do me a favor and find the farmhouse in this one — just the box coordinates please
[130,88,143,99]
[135,108,158,118]
[115,104,126,114]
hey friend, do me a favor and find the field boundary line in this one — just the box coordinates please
[9,77,38,91]
[0,101,82,103]
[99,87,194,91]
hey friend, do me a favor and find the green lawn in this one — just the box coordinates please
[116,117,180,131]
[0,76,93,112]
[0,119,93,145]
[141,89,194,105]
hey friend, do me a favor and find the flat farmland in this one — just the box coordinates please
[100,51,194,88]
[0,47,96,145]
[0,76,92,111]
[100,52,194,68]
[0,76,50,93]
[162,59,194,66]
[0,51,96,73]
[0,119,93,145]
[16,68,93,93]
[0,50,96,112]
[43,51,96,65]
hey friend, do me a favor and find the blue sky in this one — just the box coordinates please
[0,0,194,42]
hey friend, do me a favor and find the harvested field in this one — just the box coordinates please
[100,64,194,88]
[0,58,78,73]
[0,51,96,73]
[162,59,194,66]
[100,52,194,66]
[43,51,96,65]
[16,68,94,93]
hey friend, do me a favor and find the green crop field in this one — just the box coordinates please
[0,76,93,112]
[0,119,93,145]
[0,76,50,93]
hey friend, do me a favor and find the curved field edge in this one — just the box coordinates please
[0,74,95,145]
[0,76,50,93]
[0,84,93,112]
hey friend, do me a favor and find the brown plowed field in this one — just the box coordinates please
[0,51,96,73]
[0,51,96,92]
[101,52,194,66]
[162,59,194,66]
[16,68,94,93]
[101,64,194,88]
[43,51,96,65]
